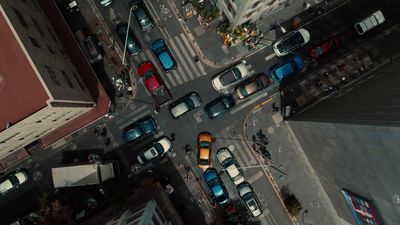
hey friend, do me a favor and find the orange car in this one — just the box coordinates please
[197,132,213,170]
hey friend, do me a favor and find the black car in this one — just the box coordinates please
[129,0,154,32]
[115,22,141,55]
[204,95,235,119]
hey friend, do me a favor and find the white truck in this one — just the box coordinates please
[51,161,118,188]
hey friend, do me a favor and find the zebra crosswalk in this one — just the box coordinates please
[213,127,259,169]
[134,33,207,89]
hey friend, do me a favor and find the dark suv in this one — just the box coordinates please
[122,115,157,142]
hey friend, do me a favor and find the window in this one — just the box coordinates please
[47,44,55,54]
[12,8,28,27]
[29,36,40,48]
[61,70,74,88]
[245,10,255,18]
[47,26,58,42]
[32,18,44,36]
[252,1,261,8]
[45,65,61,86]
[72,73,85,90]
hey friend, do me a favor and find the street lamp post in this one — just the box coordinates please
[122,5,137,65]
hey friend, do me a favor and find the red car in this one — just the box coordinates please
[137,61,172,106]
[308,36,339,60]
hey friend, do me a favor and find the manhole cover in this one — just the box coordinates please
[228,145,235,151]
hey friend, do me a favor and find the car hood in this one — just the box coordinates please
[0,180,13,193]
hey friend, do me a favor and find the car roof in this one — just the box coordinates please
[159,51,175,70]
[199,148,210,159]
[151,39,164,50]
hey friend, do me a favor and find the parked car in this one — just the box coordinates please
[203,168,229,205]
[211,61,250,91]
[198,132,213,170]
[99,0,112,7]
[224,205,242,225]
[137,61,172,107]
[308,36,339,60]
[216,148,244,185]
[129,0,154,32]
[354,10,385,35]
[122,115,157,142]
[137,136,172,164]
[237,182,263,217]
[169,92,201,118]
[74,30,103,64]
[115,22,141,55]
[269,55,304,82]
[0,169,28,196]
[204,95,235,119]
[272,28,310,57]
[150,39,176,71]
[234,73,270,99]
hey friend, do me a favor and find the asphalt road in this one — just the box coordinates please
[1,0,400,224]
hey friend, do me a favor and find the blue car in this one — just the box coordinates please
[150,39,176,71]
[122,115,157,142]
[203,168,229,205]
[269,55,304,82]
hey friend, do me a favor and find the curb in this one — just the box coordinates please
[241,96,300,225]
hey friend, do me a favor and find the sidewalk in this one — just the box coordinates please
[169,0,342,69]
[243,95,342,225]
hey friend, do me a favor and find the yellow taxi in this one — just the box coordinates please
[197,132,213,170]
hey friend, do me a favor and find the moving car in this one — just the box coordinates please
[204,95,235,119]
[122,115,157,142]
[234,73,270,99]
[130,0,154,32]
[308,36,339,60]
[211,61,250,91]
[137,61,172,107]
[272,28,310,57]
[137,136,172,164]
[169,92,201,118]
[269,55,304,82]
[0,169,28,196]
[216,148,244,185]
[354,10,385,35]
[203,168,229,205]
[237,182,263,217]
[198,132,213,170]
[115,22,141,55]
[150,39,176,71]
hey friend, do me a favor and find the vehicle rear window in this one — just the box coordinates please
[277,32,304,52]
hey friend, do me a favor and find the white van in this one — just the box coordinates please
[354,10,385,35]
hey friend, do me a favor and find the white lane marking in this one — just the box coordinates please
[180,33,207,76]
[230,91,269,114]
[145,50,175,88]
[118,109,151,130]
[175,36,200,79]
[168,39,191,82]
[237,134,257,164]
[264,53,276,61]
[170,70,183,84]
[247,171,264,184]
[245,45,268,59]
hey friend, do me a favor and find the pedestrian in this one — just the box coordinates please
[101,127,107,137]
[105,137,111,146]
[170,133,175,141]
[193,55,199,63]
[154,106,160,114]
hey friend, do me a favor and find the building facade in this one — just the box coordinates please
[0,0,108,167]
[216,0,290,27]
[288,58,400,225]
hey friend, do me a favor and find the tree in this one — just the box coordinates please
[37,193,73,225]
[280,185,302,217]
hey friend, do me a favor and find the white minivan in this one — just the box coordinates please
[354,10,385,35]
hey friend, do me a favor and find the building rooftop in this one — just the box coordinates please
[0,12,49,132]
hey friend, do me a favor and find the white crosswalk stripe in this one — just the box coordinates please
[180,33,207,75]
[115,104,151,130]
[215,128,258,169]
[174,36,198,80]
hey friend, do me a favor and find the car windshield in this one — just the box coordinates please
[185,98,195,109]
[277,32,304,52]
[242,192,254,201]
[199,141,210,148]
[142,70,154,79]
[222,157,234,168]
[216,194,227,203]
[200,158,209,165]
[219,68,241,85]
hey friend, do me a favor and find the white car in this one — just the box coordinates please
[216,148,244,185]
[354,10,385,35]
[211,62,250,91]
[0,170,28,196]
[238,182,263,217]
[273,28,310,57]
[137,136,172,164]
